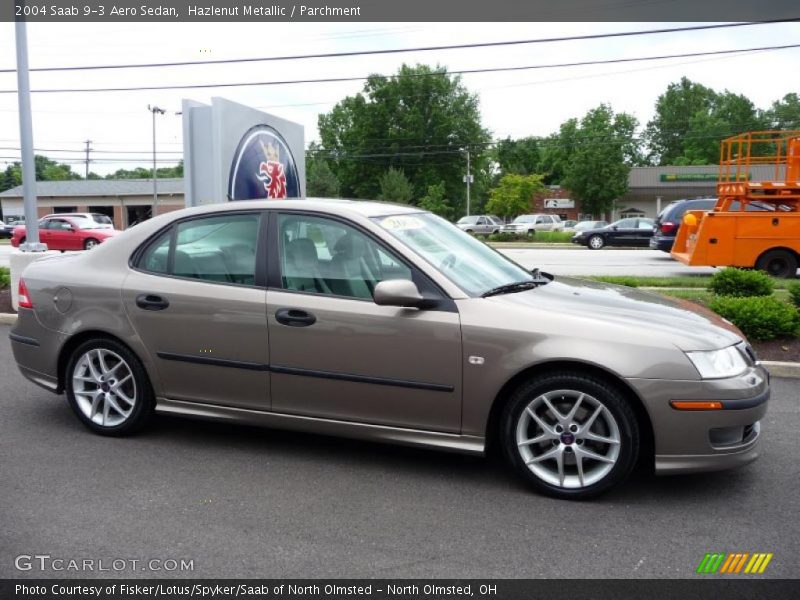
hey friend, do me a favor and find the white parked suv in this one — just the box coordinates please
[501,214,563,235]
[43,212,114,229]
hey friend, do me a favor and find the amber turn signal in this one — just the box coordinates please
[670,401,723,411]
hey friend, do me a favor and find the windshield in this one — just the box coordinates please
[74,218,103,229]
[457,216,478,224]
[91,214,114,225]
[373,212,534,297]
[513,215,535,223]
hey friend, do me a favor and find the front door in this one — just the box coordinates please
[266,212,463,433]
[122,211,270,411]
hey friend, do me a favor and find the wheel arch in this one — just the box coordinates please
[755,246,800,262]
[484,360,655,468]
[56,330,151,394]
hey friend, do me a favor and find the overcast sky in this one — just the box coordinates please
[0,21,798,176]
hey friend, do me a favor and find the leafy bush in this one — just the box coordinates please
[533,231,574,243]
[487,232,530,242]
[708,267,774,298]
[487,231,573,243]
[708,295,799,341]
[788,281,800,308]
[0,267,9,289]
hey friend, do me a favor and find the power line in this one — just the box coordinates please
[3,42,798,95]
[0,21,792,74]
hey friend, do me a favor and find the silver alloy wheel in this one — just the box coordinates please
[72,348,137,427]
[588,235,604,249]
[85,239,98,250]
[515,389,621,489]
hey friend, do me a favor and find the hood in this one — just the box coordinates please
[493,276,742,352]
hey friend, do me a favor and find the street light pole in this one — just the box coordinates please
[463,149,473,216]
[15,19,44,251]
[148,105,166,217]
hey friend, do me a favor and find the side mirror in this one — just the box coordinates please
[373,279,425,308]
[612,225,619,230]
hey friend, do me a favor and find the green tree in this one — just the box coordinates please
[562,104,640,217]
[418,181,451,219]
[105,161,183,179]
[306,155,341,197]
[486,173,546,220]
[645,77,717,165]
[318,63,490,212]
[494,136,542,176]
[540,120,579,185]
[378,167,414,204]
[766,93,800,130]
[1,155,82,193]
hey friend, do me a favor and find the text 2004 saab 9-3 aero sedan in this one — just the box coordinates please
[10,199,769,499]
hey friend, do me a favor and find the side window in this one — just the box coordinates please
[638,220,653,230]
[137,213,259,285]
[477,217,487,225]
[616,218,636,228]
[278,213,412,300]
[140,230,172,275]
[535,217,545,224]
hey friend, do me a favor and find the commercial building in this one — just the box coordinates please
[0,179,184,228]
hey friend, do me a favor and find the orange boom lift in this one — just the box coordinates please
[671,130,800,278]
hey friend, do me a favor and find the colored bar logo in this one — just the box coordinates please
[696,552,773,574]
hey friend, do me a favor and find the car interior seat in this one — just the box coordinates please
[283,238,331,294]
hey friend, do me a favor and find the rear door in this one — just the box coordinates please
[122,211,270,410]
[265,211,462,433]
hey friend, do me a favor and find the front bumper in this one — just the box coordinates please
[626,365,769,475]
[571,236,587,245]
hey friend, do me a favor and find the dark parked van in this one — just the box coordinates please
[650,198,717,252]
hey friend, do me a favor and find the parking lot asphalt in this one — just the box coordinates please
[0,324,797,579]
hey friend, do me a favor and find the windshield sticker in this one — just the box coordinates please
[379,215,425,231]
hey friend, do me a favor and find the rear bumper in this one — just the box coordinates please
[10,309,67,394]
[626,365,769,475]
[649,235,674,252]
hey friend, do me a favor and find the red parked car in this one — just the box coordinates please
[12,215,120,251]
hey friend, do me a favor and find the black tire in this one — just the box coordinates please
[20,236,26,245]
[755,249,798,279]
[527,229,536,237]
[83,238,100,250]
[65,338,155,436]
[500,371,639,500]
[587,234,605,250]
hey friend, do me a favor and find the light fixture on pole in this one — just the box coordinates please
[148,104,166,217]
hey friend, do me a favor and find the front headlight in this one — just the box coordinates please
[686,346,748,379]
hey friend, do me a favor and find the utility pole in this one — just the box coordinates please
[147,105,166,217]
[15,18,44,251]
[463,150,473,216]
[84,140,91,178]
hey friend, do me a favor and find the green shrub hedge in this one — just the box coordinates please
[0,267,9,289]
[487,231,573,243]
[788,281,800,308]
[707,267,774,298]
[708,295,800,341]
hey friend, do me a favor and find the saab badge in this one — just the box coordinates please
[228,124,301,200]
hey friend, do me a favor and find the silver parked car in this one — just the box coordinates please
[10,199,768,499]
[456,214,503,235]
[501,213,563,235]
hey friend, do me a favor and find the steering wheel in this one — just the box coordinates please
[440,253,457,271]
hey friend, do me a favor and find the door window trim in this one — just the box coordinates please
[129,210,268,289]
[266,209,457,312]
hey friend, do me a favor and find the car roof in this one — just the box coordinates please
[165,198,425,220]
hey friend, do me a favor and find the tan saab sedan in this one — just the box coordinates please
[10,199,769,499]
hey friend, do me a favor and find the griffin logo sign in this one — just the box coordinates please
[228,125,301,201]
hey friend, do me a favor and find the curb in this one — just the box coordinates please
[1,311,798,378]
[760,361,800,379]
